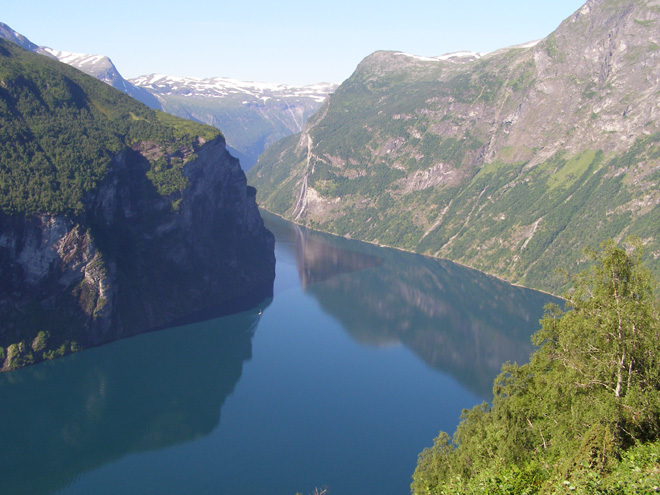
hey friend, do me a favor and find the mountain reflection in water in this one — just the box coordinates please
[266,213,558,397]
[0,307,264,495]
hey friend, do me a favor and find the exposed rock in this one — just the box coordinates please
[0,136,275,371]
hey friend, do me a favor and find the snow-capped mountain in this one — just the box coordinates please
[0,22,53,58]
[41,48,161,109]
[132,74,336,103]
[393,50,487,63]
[0,23,160,109]
[131,75,338,169]
[0,22,336,170]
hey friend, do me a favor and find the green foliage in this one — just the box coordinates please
[412,240,660,494]
[0,38,219,215]
[544,33,562,59]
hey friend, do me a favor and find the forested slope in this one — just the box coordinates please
[0,39,275,370]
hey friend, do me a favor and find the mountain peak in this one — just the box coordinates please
[248,0,660,294]
[0,24,161,110]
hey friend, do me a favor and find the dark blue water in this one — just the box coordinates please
[0,212,557,495]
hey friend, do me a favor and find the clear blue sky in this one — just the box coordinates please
[4,0,585,85]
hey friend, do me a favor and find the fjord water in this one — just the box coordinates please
[0,212,557,495]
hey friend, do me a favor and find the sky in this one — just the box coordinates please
[4,0,586,86]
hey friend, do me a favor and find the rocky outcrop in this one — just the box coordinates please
[0,136,275,371]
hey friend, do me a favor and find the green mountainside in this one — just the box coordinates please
[0,38,219,215]
[0,38,275,370]
[249,0,660,294]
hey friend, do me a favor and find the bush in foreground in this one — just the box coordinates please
[412,240,660,494]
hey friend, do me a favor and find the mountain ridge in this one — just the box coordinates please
[131,73,336,102]
[0,22,337,170]
[131,74,338,169]
[248,0,660,294]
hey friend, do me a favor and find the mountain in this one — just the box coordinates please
[248,0,660,294]
[0,23,160,109]
[43,47,162,109]
[0,38,275,370]
[131,74,338,169]
[0,23,335,170]
[0,22,53,57]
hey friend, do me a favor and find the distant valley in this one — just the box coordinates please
[131,74,337,169]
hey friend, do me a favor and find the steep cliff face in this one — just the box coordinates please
[0,39,275,370]
[0,214,115,368]
[0,136,274,371]
[249,0,660,293]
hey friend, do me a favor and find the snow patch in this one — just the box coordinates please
[44,48,110,67]
[130,74,338,101]
[395,50,487,63]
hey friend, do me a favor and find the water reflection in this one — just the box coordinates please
[293,223,382,288]
[0,305,265,495]
[264,213,558,398]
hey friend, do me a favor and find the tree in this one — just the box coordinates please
[411,239,660,494]
[533,239,660,447]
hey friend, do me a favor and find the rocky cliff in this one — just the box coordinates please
[249,0,660,293]
[0,39,275,370]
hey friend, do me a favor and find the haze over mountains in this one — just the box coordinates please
[249,0,660,293]
[0,23,336,170]
[131,74,338,169]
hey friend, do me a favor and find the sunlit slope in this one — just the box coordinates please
[249,0,660,293]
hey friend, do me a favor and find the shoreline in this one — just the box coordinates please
[257,207,562,299]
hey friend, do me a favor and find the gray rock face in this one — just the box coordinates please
[0,136,274,371]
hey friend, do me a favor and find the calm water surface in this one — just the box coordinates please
[0,212,558,495]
